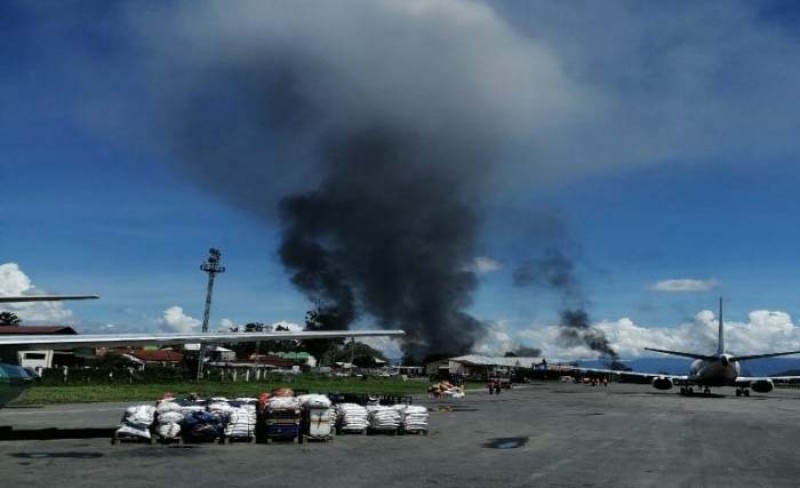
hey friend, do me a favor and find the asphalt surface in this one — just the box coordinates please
[3,382,800,488]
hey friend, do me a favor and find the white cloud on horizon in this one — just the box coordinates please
[649,279,720,292]
[0,262,75,324]
[157,306,201,333]
[509,309,800,362]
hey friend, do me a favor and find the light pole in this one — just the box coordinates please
[197,248,225,380]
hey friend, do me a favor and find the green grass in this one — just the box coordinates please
[18,376,430,405]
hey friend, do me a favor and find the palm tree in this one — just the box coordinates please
[0,311,22,326]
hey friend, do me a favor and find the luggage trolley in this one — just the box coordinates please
[260,406,303,443]
[303,407,335,442]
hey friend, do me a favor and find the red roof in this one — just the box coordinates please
[0,325,77,335]
[130,350,184,362]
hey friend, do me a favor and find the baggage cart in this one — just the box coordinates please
[303,407,334,442]
[259,407,302,443]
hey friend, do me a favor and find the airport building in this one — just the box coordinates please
[425,354,545,379]
[0,325,78,373]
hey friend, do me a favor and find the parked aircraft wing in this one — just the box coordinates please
[0,295,99,303]
[0,330,405,350]
[643,347,715,361]
[731,351,800,362]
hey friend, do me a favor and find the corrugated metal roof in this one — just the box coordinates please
[450,355,541,368]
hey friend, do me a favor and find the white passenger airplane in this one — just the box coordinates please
[0,295,404,409]
[567,299,800,397]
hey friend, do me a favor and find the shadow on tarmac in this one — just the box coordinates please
[0,426,115,441]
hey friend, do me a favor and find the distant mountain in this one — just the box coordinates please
[576,357,800,377]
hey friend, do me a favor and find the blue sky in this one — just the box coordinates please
[3,1,800,360]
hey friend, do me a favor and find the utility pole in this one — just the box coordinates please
[196,248,226,380]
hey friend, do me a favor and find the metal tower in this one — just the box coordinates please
[197,248,226,380]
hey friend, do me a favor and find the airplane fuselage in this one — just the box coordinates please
[0,363,34,409]
[688,354,741,387]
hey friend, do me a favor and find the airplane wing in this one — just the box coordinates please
[731,351,800,362]
[644,347,714,361]
[0,330,404,350]
[556,365,688,383]
[0,295,99,303]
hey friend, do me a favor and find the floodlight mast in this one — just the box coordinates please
[196,248,226,380]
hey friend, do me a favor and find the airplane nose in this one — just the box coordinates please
[720,355,730,366]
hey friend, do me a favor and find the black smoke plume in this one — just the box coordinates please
[514,249,624,368]
[278,130,486,359]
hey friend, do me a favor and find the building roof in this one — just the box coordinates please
[450,355,542,369]
[130,349,184,362]
[0,325,78,335]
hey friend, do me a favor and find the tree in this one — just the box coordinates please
[334,341,388,368]
[0,311,21,326]
[303,307,347,366]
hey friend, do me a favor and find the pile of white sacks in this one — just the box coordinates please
[208,398,258,440]
[396,405,429,432]
[115,397,259,442]
[336,403,369,433]
[366,406,401,432]
[115,405,156,440]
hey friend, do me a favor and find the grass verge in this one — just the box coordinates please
[18,376,430,405]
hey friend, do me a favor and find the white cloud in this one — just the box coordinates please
[516,309,800,361]
[469,256,502,274]
[0,262,75,324]
[649,279,719,292]
[472,320,515,356]
[157,306,201,333]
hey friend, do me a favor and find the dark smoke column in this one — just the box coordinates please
[514,248,624,368]
[279,132,486,361]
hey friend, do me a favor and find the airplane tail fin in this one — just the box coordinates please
[716,296,725,355]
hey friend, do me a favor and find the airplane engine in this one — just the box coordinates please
[651,377,673,390]
[751,379,774,393]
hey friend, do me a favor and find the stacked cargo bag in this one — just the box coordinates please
[178,398,207,417]
[113,405,156,443]
[298,394,334,441]
[336,403,369,434]
[395,405,429,435]
[154,400,184,441]
[181,410,224,443]
[208,400,234,422]
[235,397,258,406]
[366,406,401,434]
[224,405,257,442]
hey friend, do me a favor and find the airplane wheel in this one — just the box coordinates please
[735,389,742,397]
[687,387,694,395]
[679,387,686,395]
[744,389,750,397]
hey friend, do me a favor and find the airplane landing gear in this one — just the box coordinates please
[735,388,750,397]
[679,386,694,396]
[703,387,711,395]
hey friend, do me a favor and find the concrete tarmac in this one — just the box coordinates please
[3,382,800,488]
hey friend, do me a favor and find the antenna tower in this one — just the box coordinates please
[197,248,226,380]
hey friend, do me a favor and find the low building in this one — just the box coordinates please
[0,325,78,373]
[425,354,543,379]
